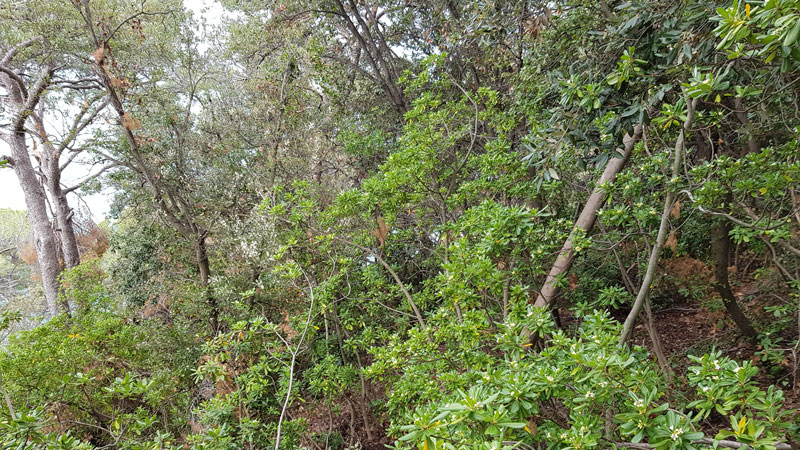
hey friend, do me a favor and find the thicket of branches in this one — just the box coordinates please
[0,0,799,449]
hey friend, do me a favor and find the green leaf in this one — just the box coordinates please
[784,19,800,47]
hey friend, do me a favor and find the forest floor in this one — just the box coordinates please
[626,253,800,435]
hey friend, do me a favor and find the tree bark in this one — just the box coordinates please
[534,125,643,308]
[608,239,672,380]
[47,171,81,269]
[0,369,15,418]
[620,99,696,344]
[1,52,69,316]
[642,296,673,382]
[711,217,757,339]
[332,0,408,114]
[195,235,219,334]
[8,133,64,316]
[35,116,82,270]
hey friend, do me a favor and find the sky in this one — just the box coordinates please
[0,145,112,221]
[0,0,224,222]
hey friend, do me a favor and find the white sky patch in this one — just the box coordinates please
[0,137,112,222]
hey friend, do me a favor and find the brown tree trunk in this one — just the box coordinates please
[8,133,64,316]
[534,125,643,308]
[195,235,219,334]
[711,218,757,340]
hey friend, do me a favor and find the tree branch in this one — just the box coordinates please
[1,37,41,65]
[58,95,109,156]
[62,163,120,194]
[533,125,644,308]
[274,266,317,450]
[10,63,54,131]
[620,97,697,344]
[0,65,29,99]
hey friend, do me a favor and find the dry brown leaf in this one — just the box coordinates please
[568,273,578,291]
[665,229,678,251]
[372,216,389,246]
[670,199,681,219]
[526,418,537,435]
[122,112,141,131]
[92,46,105,64]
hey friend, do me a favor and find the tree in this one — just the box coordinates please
[1,1,113,315]
[0,39,65,316]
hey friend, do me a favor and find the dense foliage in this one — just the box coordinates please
[0,0,799,449]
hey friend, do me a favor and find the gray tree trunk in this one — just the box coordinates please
[534,126,643,308]
[1,58,69,317]
[620,98,697,344]
[8,132,64,316]
[52,184,81,269]
[43,147,81,269]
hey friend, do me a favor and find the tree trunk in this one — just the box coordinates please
[37,133,81,269]
[0,370,14,418]
[620,98,696,344]
[8,133,64,316]
[534,125,643,308]
[609,240,673,380]
[195,235,219,334]
[48,177,80,269]
[711,217,757,340]
[643,296,674,382]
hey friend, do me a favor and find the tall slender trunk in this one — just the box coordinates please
[8,133,64,316]
[609,241,672,380]
[718,99,758,339]
[0,370,14,418]
[620,98,696,344]
[48,176,80,269]
[39,138,81,269]
[195,235,218,334]
[711,217,757,340]
[534,126,643,308]
[643,296,673,382]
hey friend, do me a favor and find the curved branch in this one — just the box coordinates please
[1,37,41,65]
[274,266,317,450]
[106,9,180,43]
[331,234,427,329]
[62,163,120,194]
[0,65,29,99]
[10,63,54,131]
